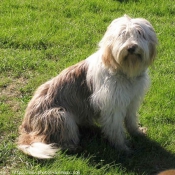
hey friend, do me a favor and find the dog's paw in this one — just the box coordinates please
[130,126,147,137]
[138,126,147,135]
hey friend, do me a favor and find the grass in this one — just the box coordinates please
[0,0,175,174]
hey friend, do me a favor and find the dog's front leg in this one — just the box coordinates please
[125,99,147,137]
[100,108,130,151]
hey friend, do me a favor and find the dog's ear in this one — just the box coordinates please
[149,43,157,63]
[102,46,119,71]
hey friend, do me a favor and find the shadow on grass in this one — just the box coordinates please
[76,127,175,175]
[27,127,175,175]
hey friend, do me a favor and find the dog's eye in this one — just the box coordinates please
[138,30,143,36]
[119,31,126,37]
[137,30,146,39]
[138,31,141,35]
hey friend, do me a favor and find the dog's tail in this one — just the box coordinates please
[18,142,59,159]
[17,107,63,159]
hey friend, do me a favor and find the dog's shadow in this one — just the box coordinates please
[72,127,175,175]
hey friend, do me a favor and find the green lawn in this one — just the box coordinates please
[0,0,175,174]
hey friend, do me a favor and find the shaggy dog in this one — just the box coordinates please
[17,15,158,159]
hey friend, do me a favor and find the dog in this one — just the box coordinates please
[17,15,158,159]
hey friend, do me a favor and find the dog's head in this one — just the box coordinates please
[100,15,158,77]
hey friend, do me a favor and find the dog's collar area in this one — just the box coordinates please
[110,68,146,80]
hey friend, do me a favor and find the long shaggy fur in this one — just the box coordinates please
[17,15,158,159]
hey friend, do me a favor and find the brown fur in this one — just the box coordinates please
[158,169,175,175]
[102,46,120,72]
[18,60,95,150]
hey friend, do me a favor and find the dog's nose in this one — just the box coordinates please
[127,44,137,53]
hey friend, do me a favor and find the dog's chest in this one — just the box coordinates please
[92,74,147,109]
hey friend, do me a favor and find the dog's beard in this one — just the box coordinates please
[117,46,147,77]
[111,42,149,78]
[122,53,144,77]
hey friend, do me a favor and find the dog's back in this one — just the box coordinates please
[17,60,94,159]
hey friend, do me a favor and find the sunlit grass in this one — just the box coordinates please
[0,0,175,174]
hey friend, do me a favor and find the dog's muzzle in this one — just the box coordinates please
[126,44,143,60]
[127,44,137,54]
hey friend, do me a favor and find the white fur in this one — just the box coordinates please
[86,53,149,150]
[18,143,58,159]
[85,15,157,150]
